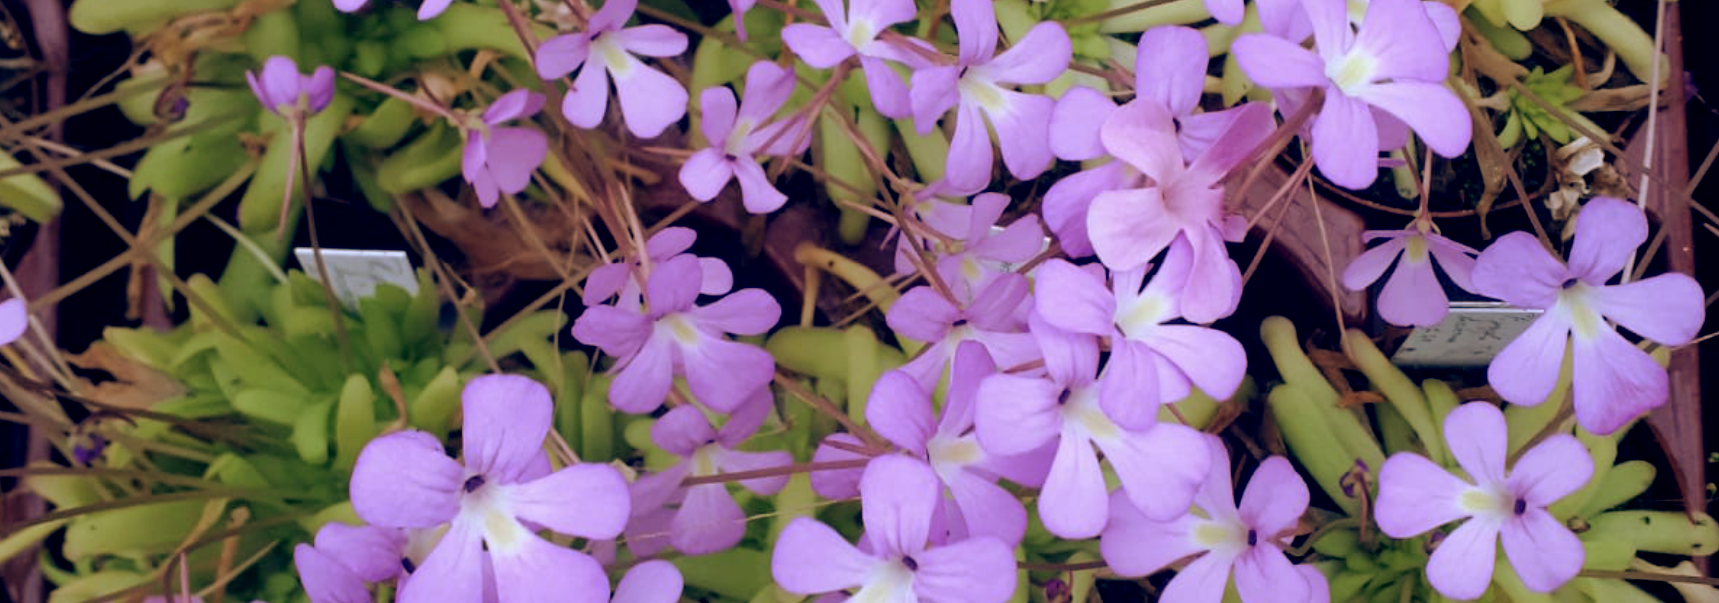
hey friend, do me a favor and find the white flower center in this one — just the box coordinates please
[1115,293,1168,339]
[852,559,915,603]
[1457,483,1516,519]
[458,476,530,553]
[662,313,702,345]
[1556,283,1603,341]
[958,76,1008,113]
[1326,51,1377,94]
[1060,386,1118,442]
[1404,235,1429,264]
[1191,518,1251,555]
[594,35,634,78]
[846,20,877,51]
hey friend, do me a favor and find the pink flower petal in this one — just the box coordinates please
[975,374,1063,455]
[1043,163,1135,258]
[1233,546,1310,603]
[699,86,737,148]
[1029,314,1100,388]
[811,434,868,499]
[1354,81,1471,159]
[945,469,1028,545]
[1591,274,1703,345]
[1311,92,1381,190]
[350,431,462,528]
[862,455,940,557]
[910,536,1018,603]
[943,102,994,196]
[1487,312,1571,408]
[1159,550,1238,603]
[1500,507,1583,592]
[1100,491,1206,577]
[1570,324,1666,434]
[613,560,683,603]
[909,66,961,133]
[1341,236,1407,291]
[859,56,912,119]
[1100,340,1163,431]
[490,533,610,603]
[732,159,789,213]
[1137,26,1209,116]
[609,338,675,413]
[951,0,999,65]
[1104,424,1211,521]
[312,524,402,582]
[1302,0,1354,60]
[1378,254,1450,327]
[613,61,688,138]
[1151,324,1247,400]
[682,337,776,413]
[1472,232,1569,309]
[1376,452,1472,538]
[738,61,795,123]
[1507,434,1592,507]
[589,0,637,32]
[461,375,554,483]
[1351,0,1449,82]
[483,127,547,195]
[398,518,484,603]
[0,298,27,345]
[1040,434,1107,538]
[484,90,545,125]
[509,464,630,540]
[1238,456,1309,535]
[982,22,1071,85]
[866,370,935,454]
[1088,188,1180,272]
[1568,196,1647,284]
[1176,231,1243,324]
[1231,35,1328,90]
[679,150,734,201]
[985,90,1055,180]
[1048,87,1115,161]
[572,305,651,358]
[614,24,686,57]
[783,24,855,68]
[1426,233,1480,293]
[693,288,781,335]
[717,448,794,494]
[1100,99,1183,182]
[1426,518,1502,600]
[773,518,880,595]
[1031,260,1116,335]
[652,405,716,456]
[562,57,612,129]
[296,544,368,603]
[536,33,591,79]
[1445,402,1508,485]
[671,483,746,554]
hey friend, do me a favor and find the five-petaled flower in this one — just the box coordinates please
[349,375,631,603]
[1377,402,1592,600]
[572,254,782,413]
[536,0,689,138]
[680,61,809,214]
[247,56,335,118]
[462,90,550,209]
[908,0,1069,196]
[783,0,927,118]
[773,455,1019,603]
[626,398,793,556]
[1101,438,1326,603]
[1232,0,1471,189]
[1472,197,1704,434]
[1343,224,1480,327]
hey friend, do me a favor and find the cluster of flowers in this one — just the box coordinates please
[249,0,1710,602]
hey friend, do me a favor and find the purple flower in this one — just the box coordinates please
[246,56,335,117]
[295,523,406,603]
[855,344,1053,545]
[572,255,782,413]
[1045,26,1267,258]
[333,0,453,19]
[782,0,924,118]
[612,560,684,603]
[680,61,809,214]
[462,90,550,209]
[885,273,1039,388]
[582,227,733,309]
[894,193,1046,301]
[1032,242,1248,430]
[773,455,1019,603]
[348,375,630,603]
[536,0,689,138]
[908,0,1069,196]
[1083,97,1275,323]
[1377,402,1592,599]
[1101,439,1324,603]
[0,298,24,345]
[974,317,1210,538]
[1342,226,1480,327]
[1473,197,1704,434]
[1232,0,1471,189]
[626,399,792,556]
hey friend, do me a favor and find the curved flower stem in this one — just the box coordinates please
[681,458,876,486]
[293,128,359,374]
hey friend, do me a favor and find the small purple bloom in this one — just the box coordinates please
[908,0,1070,195]
[856,344,1053,545]
[462,90,550,209]
[974,318,1210,538]
[894,193,1045,301]
[885,273,1039,388]
[246,56,335,117]
[333,0,453,19]
[1232,0,1471,189]
[1101,439,1324,603]
[295,523,406,603]
[348,375,630,603]
[1343,225,1480,327]
[1083,97,1275,323]
[1472,197,1704,434]
[1377,402,1592,599]
[582,227,733,309]
[626,398,792,556]
[72,434,107,466]
[572,255,782,413]
[680,61,809,214]
[536,0,689,138]
[773,455,1019,603]
[782,0,925,118]
[1032,241,1248,430]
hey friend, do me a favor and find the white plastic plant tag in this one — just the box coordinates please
[293,248,419,310]
[1391,302,1543,368]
